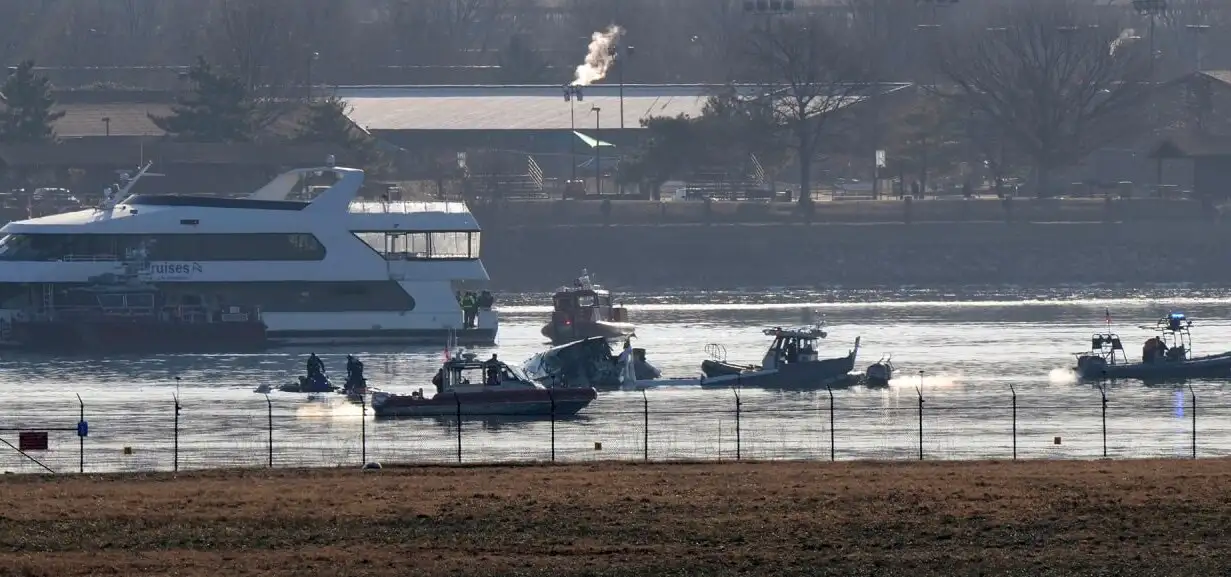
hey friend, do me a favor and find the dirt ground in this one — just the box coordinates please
[0,459,1227,576]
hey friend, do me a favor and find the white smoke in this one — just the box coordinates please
[1109,28,1136,56]
[571,25,625,86]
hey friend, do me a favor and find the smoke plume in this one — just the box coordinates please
[571,25,624,86]
[1109,28,1136,56]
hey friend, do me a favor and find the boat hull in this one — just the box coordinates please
[699,352,858,389]
[541,321,635,345]
[371,388,597,418]
[1076,353,1231,381]
[9,319,267,354]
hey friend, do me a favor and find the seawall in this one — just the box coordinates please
[478,201,1230,291]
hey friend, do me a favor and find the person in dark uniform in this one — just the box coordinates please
[461,292,478,328]
[345,355,365,392]
[307,353,324,379]
[484,354,501,386]
[478,290,495,310]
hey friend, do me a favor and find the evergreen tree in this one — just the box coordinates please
[296,96,384,173]
[150,56,254,142]
[0,60,65,143]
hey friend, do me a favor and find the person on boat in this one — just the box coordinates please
[1142,337,1168,364]
[478,290,495,310]
[307,353,325,380]
[432,367,445,395]
[345,355,365,391]
[461,292,479,329]
[485,354,502,386]
[785,341,799,363]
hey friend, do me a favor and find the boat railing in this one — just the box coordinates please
[60,254,120,262]
[31,303,261,324]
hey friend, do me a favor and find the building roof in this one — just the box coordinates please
[0,141,351,168]
[54,102,172,138]
[338,83,908,132]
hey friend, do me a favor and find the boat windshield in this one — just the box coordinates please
[505,364,532,382]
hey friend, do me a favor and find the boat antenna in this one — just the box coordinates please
[100,161,155,212]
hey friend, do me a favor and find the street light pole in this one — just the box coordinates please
[563,85,584,182]
[307,51,320,100]
[592,106,602,196]
[1186,24,1210,71]
[1133,0,1167,84]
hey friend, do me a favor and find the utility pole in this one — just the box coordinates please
[1133,0,1167,83]
[592,106,602,195]
[563,86,584,182]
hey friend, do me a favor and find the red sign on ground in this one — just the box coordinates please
[18,432,49,451]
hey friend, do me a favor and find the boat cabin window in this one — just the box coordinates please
[554,292,608,311]
[0,233,326,261]
[352,231,481,260]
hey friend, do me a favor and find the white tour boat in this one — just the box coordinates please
[0,161,497,348]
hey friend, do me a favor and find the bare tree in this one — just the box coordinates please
[935,0,1153,196]
[745,15,874,206]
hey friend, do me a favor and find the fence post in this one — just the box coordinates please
[361,395,367,465]
[173,392,181,473]
[641,389,649,462]
[825,384,835,462]
[915,378,924,461]
[454,392,462,463]
[76,394,85,474]
[264,394,273,468]
[547,389,556,462]
[1097,384,1107,458]
[1009,383,1016,461]
[1189,384,1196,459]
[733,387,741,461]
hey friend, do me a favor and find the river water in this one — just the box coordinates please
[4,286,1231,474]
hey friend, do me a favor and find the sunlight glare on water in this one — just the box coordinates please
[1,285,1228,472]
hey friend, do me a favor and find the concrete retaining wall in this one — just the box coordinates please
[482,221,1230,291]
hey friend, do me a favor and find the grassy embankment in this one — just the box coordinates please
[0,460,1226,576]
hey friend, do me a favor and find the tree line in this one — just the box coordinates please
[623,0,1186,202]
[0,57,381,168]
[0,0,1225,88]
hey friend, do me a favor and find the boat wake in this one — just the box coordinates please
[888,373,961,389]
[1048,367,1079,385]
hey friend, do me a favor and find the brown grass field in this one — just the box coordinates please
[0,459,1228,576]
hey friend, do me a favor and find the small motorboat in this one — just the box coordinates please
[864,356,894,386]
[371,351,597,418]
[522,336,661,390]
[696,326,860,389]
[540,270,636,345]
[276,373,338,393]
[1075,312,1231,382]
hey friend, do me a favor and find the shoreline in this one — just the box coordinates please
[2,459,1226,575]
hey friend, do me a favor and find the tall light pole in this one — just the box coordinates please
[307,50,320,100]
[592,106,602,196]
[563,85,584,181]
[1186,23,1210,71]
[1133,0,1166,84]
[610,44,633,195]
